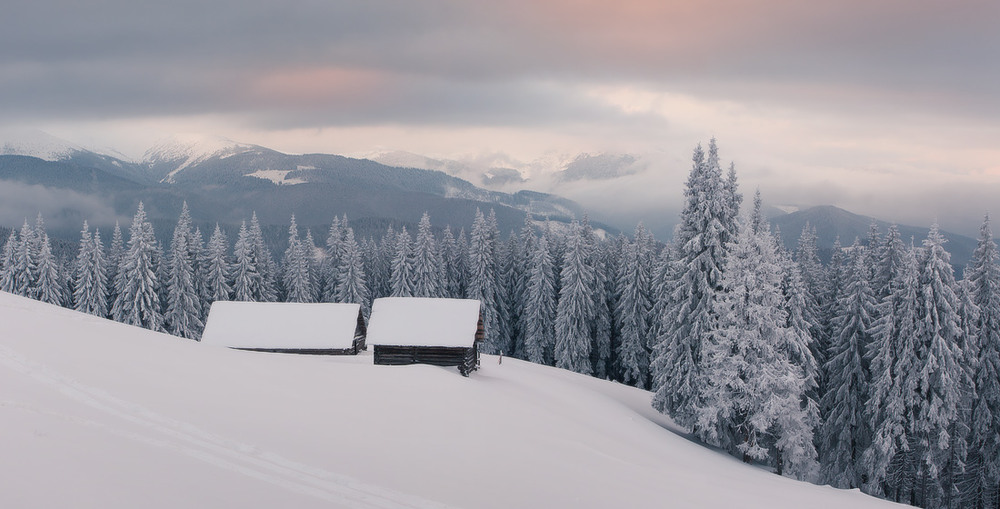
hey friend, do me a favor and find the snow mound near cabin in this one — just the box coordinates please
[0,291,900,509]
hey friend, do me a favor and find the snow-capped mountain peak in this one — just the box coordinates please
[0,129,86,161]
[143,133,260,183]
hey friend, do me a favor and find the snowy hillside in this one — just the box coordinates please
[0,291,899,509]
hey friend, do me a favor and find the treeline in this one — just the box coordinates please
[1,140,997,508]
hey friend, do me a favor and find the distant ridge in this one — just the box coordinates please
[771,205,977,273]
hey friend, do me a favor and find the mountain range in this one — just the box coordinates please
[0,131,980,274]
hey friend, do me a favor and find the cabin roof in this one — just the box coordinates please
[366,297,481,348]
[201,301,363,349]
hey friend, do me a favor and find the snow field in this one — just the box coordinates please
[0,292,900,508]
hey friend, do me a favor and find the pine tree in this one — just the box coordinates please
[336,227,370,317]
[111,203,163,331]
[282,215,314,303]
[555,222,595,375]
[203,224,232,304]
[411,212,443,298]
[966,215,1000,509]
[820,242,875,488]
[231,221,261,301]
[615,226,653,388]
[164,207,204,339]
[524,232,557,365]
[652,141,736,429]
[467,209,502,354]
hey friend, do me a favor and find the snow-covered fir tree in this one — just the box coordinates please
[966,214,1000,508]
[910,225,967,507]
[106,221,124,306]
[282,215,315,303]
[336,227,369,317]
[164,206,204,339]
[583,217,612,378]
[390,227,414,298]
[34,232,63,306]
[322,216,345,302]
[249,212,278,302]
[652,140,738,430]
[203,224,232,304]
[864,240,921,502]
[467,209,502,354]
[698,213,818,480]
[0,230,19,294]
[820,241,875,488]
[72,222,109,317]
[555,221,595,375]
[13,220,38,298]
[524,231,557,365]
[111,203,163,331]
[231,221,261,302]
[439,226,464,299]
[411,212,443,298]
[615,224,653,388]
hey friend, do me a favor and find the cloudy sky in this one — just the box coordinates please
[3,0,999,235]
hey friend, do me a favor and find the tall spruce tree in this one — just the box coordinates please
[865,241,921,502]
[652,141,736,429]
[555,221,594,375]
[0,230,19,294]
[111,203,163,331]
[336,227,369,317]
[911,224,966,506]
[231,221,261,301]
[390,227,414,298]
[13,220,37,298]
[467,209,502,354]
[820,241,875,488]
[164,206,204,339]
[72,222,109,317]
[34,232,63,306]
[615,226,653,388]
[203,224,232,304]
[699,213,818,480]
[524,232,557,365]
[411,212,442,298]
[249,212,278,302]
[966,215,1000,508]
[282,215,314,303]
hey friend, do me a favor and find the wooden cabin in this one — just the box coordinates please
[366,297,484,376]
[201,301,366,354]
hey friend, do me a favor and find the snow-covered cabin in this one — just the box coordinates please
[366,297,484,376]
[201,301,367,355]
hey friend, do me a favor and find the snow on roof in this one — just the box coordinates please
[366,297,481,348]
[201,301,362,349]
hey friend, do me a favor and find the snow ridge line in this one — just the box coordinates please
[0,344,456,509]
